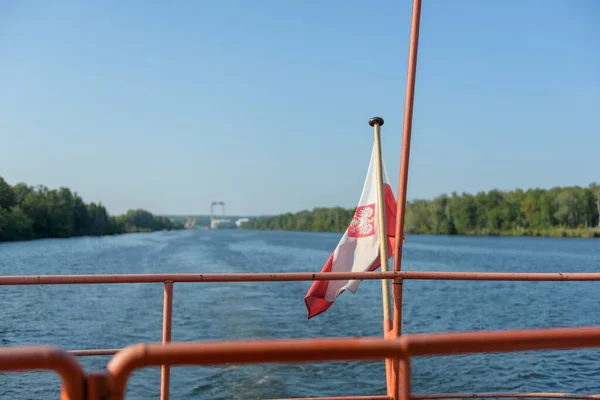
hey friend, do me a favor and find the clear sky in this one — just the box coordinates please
[1,0,598,216]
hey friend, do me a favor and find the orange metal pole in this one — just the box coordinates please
[3,270,600,285]
[107,337,406,398]
[412,394,600,399]
[69,349,120,356]
[0,346,85,400]
[161,281,174,400]
[270,397,391,400]
[398,355,411,400]
[87,372,110,400]
[104,326,600,400]
[405,326,600,356]
[391,0,422,397]
[392,0,423,275]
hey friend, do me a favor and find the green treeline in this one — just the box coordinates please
[0,176,182,242]
[241,184,600,238]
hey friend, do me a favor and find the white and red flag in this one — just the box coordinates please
[304,143,404,319]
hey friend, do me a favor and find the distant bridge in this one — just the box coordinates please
[164,203,254,230]
[209,202,252,229]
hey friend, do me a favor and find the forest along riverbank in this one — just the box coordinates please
[241,183,600,238]
[0,176,183,242]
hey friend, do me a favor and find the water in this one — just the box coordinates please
[1,230,600,399]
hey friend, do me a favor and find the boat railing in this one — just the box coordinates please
[4,323,600,400]
[0,345,85,400]
[2,271,600,400]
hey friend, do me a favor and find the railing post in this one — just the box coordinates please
[86,372,110,400]
[398,355,411,400]
[161,281,174,400]
[60,385,84,400]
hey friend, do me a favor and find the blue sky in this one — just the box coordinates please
[1,0,598,216]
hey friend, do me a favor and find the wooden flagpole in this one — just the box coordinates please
[369,116,393,395]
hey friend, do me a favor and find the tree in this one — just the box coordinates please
[0,175,182,242]
[0,177,16,210]
[12,183,32,204]
[554,191,579,228]
[591,183,600,228]
[405,199,431,234]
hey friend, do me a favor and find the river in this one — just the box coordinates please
[1,230,600,399]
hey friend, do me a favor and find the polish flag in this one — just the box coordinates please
[304,143,403,319]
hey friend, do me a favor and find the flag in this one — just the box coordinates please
[304,143,403,319]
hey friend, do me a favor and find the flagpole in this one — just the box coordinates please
[369,116,391,321]
[369,116,393,395]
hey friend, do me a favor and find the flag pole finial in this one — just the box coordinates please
[369,117,384,127]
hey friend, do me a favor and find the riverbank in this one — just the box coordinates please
[239,183,600,239]
[240,226,600,239]
[411,228,600,239]
[0,208,183,243]
[0,176,183,242]
[498,228,600,238]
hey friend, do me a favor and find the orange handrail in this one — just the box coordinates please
[2,270,600,285]
[3,326,600,399]
[275,397,391,400]
[412,394,600,399]
[3,270,600,399]
[0,346,85,400]
[106,337,405,398]
[95,326,600,400]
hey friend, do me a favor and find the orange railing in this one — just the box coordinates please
[2,271,600,399]
[4,324,600,399]
[102,326,600,400]
[0,345,85,400]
